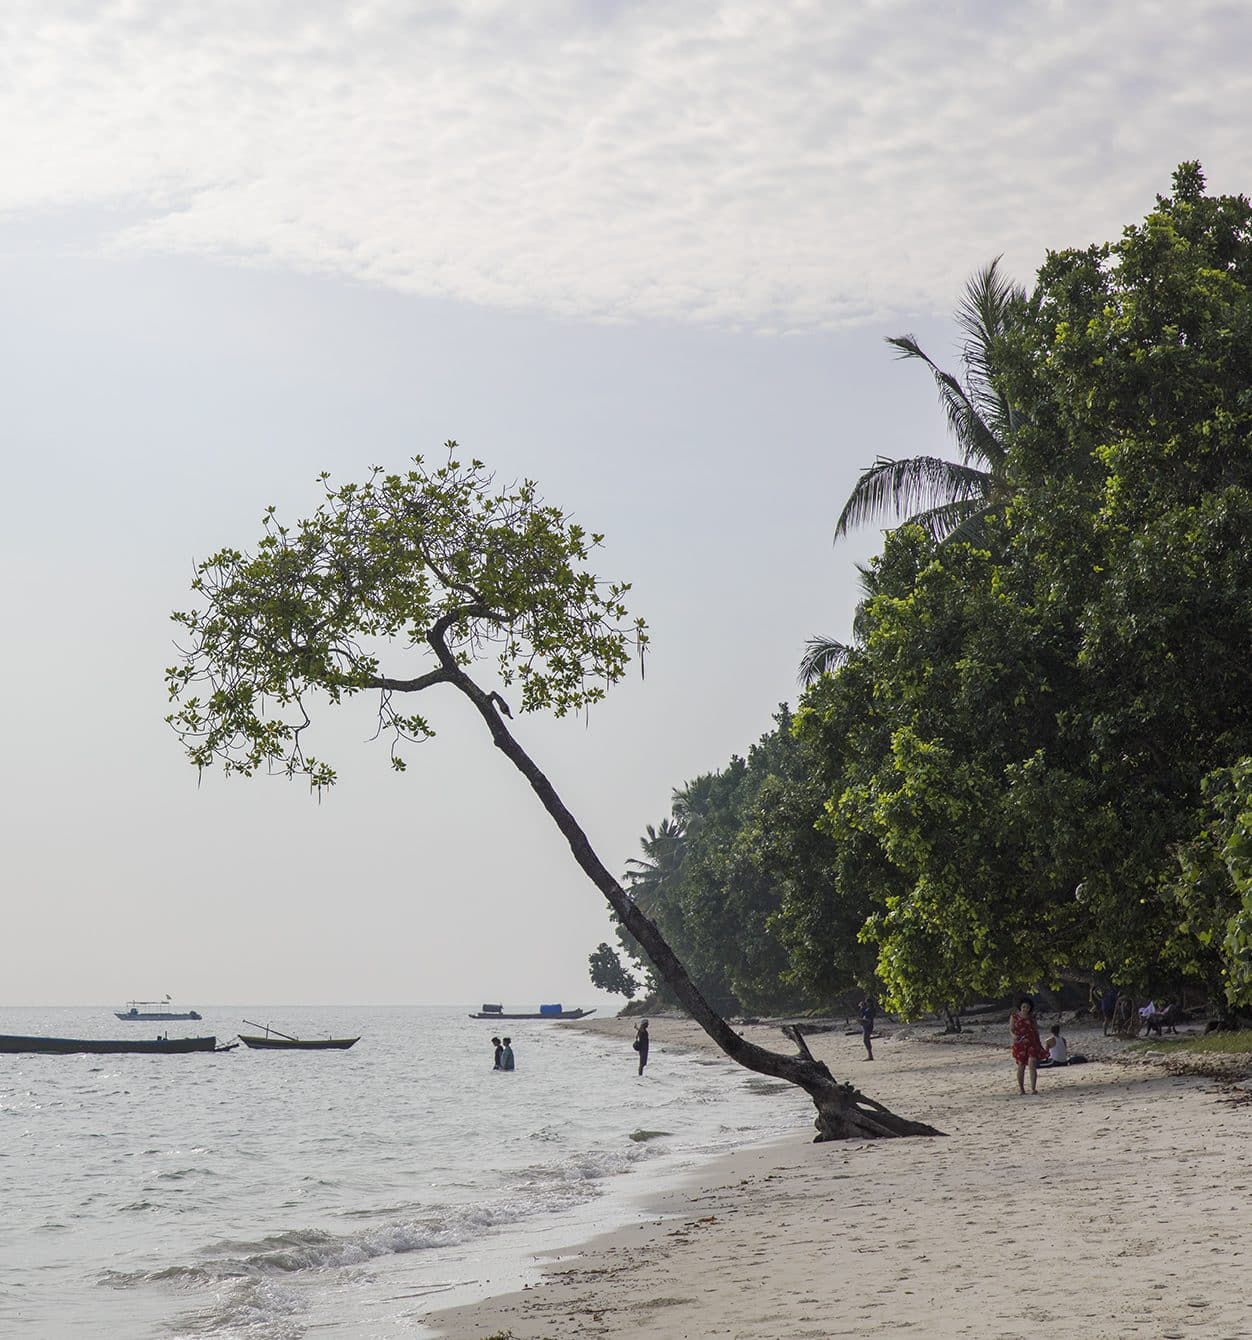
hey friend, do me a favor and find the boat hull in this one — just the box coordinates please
[0,1034,218,1055]
[115,1011,202,1021]
[238,1035,359,1050]
[467,1009,596,1020]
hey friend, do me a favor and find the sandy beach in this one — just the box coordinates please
[430,1014,1251,1340]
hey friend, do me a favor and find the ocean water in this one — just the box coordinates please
[1,1005,809,1339]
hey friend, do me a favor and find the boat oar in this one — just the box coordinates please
[241,1018,299,1042]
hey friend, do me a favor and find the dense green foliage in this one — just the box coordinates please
[619,165,1252,1019]
[611,710,869,1015]
[588,942,640,999]
[168,450,647,788]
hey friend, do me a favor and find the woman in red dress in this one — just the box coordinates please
[1010,996,1048,1094]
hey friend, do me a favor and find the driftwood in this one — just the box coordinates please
[781,1026,944,1140]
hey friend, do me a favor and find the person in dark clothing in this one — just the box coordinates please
[633,1019,650,1075]
[500,1037,515,1071]
[491,1036,504,1069]
[858,996,877,1061]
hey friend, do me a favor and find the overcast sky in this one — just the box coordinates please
[2,0,1249,1009]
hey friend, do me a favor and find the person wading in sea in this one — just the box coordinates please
[491,1036,503,1070]
[500,1037,515,1071]
[633,1019,650,1076]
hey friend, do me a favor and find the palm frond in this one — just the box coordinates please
[956,259,1018,373]
[956,257,1023,447]
[904,497,987,545]
[798,636,854,686]
[853,560,877,599]
[834,456,992,542]
[886,334,1004,470]
[938,501,1006,549]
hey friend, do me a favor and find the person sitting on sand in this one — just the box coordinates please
[1010,996,1048,1093]
[1039,1023,1088,1067]
[1143,1000,1184,1037]
[1044,1023,1069,1065]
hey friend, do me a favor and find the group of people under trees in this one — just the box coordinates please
[860,992,1088,1094]
[1010,997,1088,1094]
[1091,985,1185,1038]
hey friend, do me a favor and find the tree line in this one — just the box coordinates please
[595,164,1252,1024]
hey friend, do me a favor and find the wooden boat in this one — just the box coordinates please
[238,1034,359,1049]
[0,1033,217,1054]
[115,998,202,1021]
[468,1006,596,1020]
[238,1020,359,1050]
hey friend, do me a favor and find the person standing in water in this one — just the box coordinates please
[633,1019,650,1076]
[500,1037,515,1071]
[858,995,877,1061]
[491,1036,503,1070]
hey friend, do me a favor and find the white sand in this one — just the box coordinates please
[429,1015,1251,1340]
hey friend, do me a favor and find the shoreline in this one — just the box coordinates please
[428,1015,1252,1339]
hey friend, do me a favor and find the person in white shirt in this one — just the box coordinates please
[1045,1024,1069,1064]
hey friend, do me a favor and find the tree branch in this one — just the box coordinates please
[364,668,453,693]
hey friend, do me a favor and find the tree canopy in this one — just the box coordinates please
[168,451,646,789]
[634,164,1252,1021]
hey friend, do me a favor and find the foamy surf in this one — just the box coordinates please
[5,1005,804,1338]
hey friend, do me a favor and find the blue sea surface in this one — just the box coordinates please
[1,1005,807,1338]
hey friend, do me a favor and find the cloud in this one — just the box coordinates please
[3,0,1250,330]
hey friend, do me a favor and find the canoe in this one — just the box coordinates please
[238,1034,359,1050]
[0,1033,217,1055]
[467,1008,596,1020]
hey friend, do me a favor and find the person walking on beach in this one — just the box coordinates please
[491,1036,503,1070]
[1010,996,1048,1094]
[858,995,877,1061]
[633,1019,650,1076]
[500,1037,515,1071]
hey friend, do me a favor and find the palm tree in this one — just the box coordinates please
[801,260,1023,687]
[798,562,875,685]
[623,817,687,900]
[832,257,1023,547]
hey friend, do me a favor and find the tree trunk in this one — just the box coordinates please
[440,654,943,1141]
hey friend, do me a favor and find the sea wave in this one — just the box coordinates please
[15,1005,803,1339]
[166,1276,304,1339]
[104,1139,648,1295]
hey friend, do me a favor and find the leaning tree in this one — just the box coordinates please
[166,449,940,1141]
